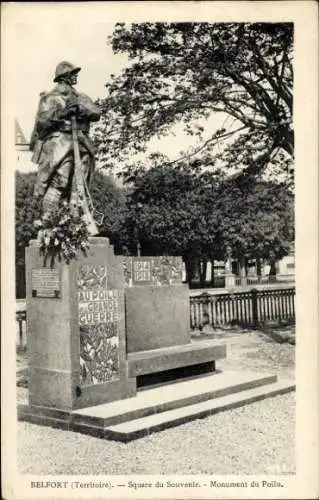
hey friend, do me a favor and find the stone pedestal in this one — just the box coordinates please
[20,248,233,438]
[225,273,236,289]
[25,237,135,411]
[125,285,190,352]
[18,245,296,441]
[122,257,190,352]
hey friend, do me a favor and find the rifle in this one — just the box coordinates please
[71,115,98,236]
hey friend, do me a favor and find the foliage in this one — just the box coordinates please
[90,170,129,252]
[15,171,40,297]
[15,171,126,251]
[15,171,40,263]
[126,163,223,259]
[95,22,293,183]
[15,171,126,296]
[126,164,294,266]
[211,176,294,262]
[35,202,90,268]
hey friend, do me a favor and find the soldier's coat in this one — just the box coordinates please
[30,81,100,198]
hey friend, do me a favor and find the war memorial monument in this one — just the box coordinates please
[18,62,294,441]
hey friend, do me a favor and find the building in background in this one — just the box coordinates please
[15,119,37,173]
[277,251,295,276]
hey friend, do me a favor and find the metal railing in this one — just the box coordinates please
[190,287,295,330]
[16,286,295,347]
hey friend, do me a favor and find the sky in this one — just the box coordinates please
[9,4,228,162]
[14,22,126,140]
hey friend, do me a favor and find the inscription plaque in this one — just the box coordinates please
[78,289,119,326]
[77,264,120,386]
[31,268,60,298]
[133,260,151,282]
[122,256,183,286]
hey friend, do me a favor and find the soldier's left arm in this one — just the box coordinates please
[77,93,101,122]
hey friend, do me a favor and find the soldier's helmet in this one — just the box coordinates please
[53,61,81,82]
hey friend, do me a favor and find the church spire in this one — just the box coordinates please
[15,119,28,145]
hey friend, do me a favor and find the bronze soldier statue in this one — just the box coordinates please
[30,61,101,234]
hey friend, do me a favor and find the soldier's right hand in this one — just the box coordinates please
[65,95,78,115]
[66,103,78,115]
[57,102,78,119]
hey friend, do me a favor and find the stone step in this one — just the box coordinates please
[104,378,295,442]
[72,371,277,428]
[127,339,226,378]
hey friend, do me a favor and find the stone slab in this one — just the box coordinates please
[104,378,295,441]
[76,249,129,396]
[18,372,294,441]
[125,284,190,353]
[18,404,72,431]
[127,340,226,377]
[78,288,125,385]
[71,370,277,427]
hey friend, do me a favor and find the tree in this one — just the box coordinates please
[125,164,294,286]
[90,170,128,253]
[15,172,40,297]
[211,176,294,280]
[95,22,293,183]
[125,163,225,282]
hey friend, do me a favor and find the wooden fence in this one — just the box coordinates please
[190,287,295,330]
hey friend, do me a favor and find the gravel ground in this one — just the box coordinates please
[17,329,295,475]
[216,328,295,380]
[18,393,295,475]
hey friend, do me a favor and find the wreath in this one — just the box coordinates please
[34,201,90,268]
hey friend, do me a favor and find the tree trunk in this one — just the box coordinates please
[199,259,207,288]
[256,258,262,283]
[185,258,196,287]
[184,259,191,284]
[137,240,141,256]
[210,258,215,288]
[244,257,249,278]
[269,259,277,281]
[239,257,247,287]
[16,258,26,299]
[193,258,200,287]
